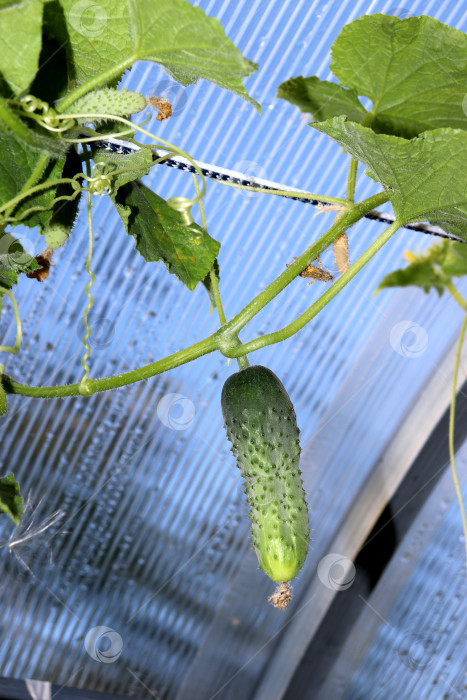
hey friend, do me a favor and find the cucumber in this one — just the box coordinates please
[44,221,69,250]
[221,365,309,583]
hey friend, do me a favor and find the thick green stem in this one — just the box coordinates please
[1,187,390,398]
[0,178,80,215]
[3,152,50,219]
[55,59,135,113]
[209,267,227,325]
[449,313,467,576]
[0,97,40,146]
[219,190,390,340]
[446,281,467,312]
[346,158,358,203]
[192,172,247,372]
[2,334,219,398]
[223,219,401,358]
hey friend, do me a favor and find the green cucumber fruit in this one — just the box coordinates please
[44,221,70,250]
[222,365,309,582]
[69,88,146,121]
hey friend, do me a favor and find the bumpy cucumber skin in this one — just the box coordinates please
[70,88,146,118]
[222,365,309,582]
[45,222,69,250]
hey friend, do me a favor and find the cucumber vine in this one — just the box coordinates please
[0,4,466,594]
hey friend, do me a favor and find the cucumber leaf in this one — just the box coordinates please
[114,181,220,291]
[440,242,467,277]
[330,14,467,137]
[91,145,154,191]
[49,0,259,110]
[376,260,447,296]
[277,76,367,123]
[0,472,23,524]
[278,16,467,139]
[312,117,467,240]
[0,120,68,230]
[0,0,44,96]
[376,241,467,297]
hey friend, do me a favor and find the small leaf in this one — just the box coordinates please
[0,0,43,95]
[441,242,467,277]
[114,181,220,290]
[330,14,467,137]
[312,117,467,240]
[376,260,446,296]
[0,472,23,524]
[277,76,367,123]
[93,145,154,191]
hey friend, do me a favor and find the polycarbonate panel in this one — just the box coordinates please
[0,1,465,699]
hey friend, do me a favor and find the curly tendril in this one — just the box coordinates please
[79,147,96,397]
[167,196,195,225]
[20,95,75,132]
[0,288,22,356]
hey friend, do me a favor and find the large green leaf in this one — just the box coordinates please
[330,14,467,137]
[0,0,43,96]
[312,117,467,240]
[114,181,220,291]
[0,472,23,524]
[0,120,67,230]
[49,0,259,110]
[277,76,367,123]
